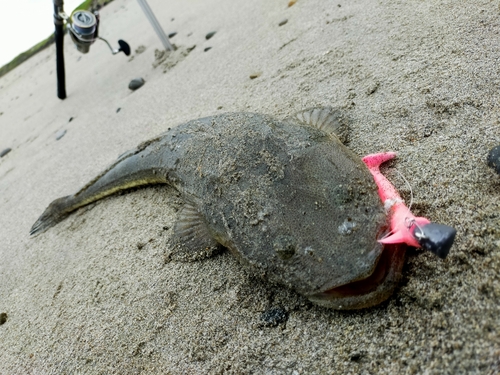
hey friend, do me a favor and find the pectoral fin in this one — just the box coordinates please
[168,201,220,261]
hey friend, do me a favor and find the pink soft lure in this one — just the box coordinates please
[362,152,455,258]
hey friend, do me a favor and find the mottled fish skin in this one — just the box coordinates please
[31,109,404,309]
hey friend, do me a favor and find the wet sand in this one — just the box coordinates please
[0,0,499,373]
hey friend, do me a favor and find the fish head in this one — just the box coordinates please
[203,115,406,310]
[253,139,405,310]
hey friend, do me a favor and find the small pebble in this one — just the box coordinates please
[487,144,500,175]
[116,108,121,113]
[187,45,196,52]
[0,148,11,158]
[68,117,73,122]
[350,352,363,362]
[0,312,7,325]
[204,47,212,52]
[168,32,177,39]
[128,78,145,91]
[55,130,67,140]
[288,0,297,6]
[249,72,262,79]
[260,306,288,327]
[205,31,217,40]
[279,19,288,26]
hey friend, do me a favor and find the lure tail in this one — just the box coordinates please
[362,152,456,259]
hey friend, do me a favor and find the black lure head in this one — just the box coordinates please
[414,223,456,259]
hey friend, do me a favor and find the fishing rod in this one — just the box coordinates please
[53,0,131,99]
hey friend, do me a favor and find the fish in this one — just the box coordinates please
[30,107,405,310]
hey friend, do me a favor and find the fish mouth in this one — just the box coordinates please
[308,244,406,310]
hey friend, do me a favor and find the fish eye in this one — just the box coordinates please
[273,235,296,260]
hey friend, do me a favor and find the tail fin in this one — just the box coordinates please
[30,195,75,235]
[362,152,396,170]
[362,152,398,203]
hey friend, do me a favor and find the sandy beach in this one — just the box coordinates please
[0,0,499,373]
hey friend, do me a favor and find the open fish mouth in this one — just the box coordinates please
[308,244,406,310]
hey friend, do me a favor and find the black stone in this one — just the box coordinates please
[350,352,363,361]
[168,32,177,39]
[129,78,145,91]
[279,19,288,26]
[0,148,11,158]
[0,312,7,325]
[260,306,289,327]
[487,144,500,175]
[116,108,121,113]
[205,31,216,40]
[204,47,212,52]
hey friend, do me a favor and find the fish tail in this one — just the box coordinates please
[30,195,76,235]
[30,144,169,235]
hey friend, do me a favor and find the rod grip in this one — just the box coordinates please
[54,6,66,99]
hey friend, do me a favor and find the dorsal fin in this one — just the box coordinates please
[293,107,349,144]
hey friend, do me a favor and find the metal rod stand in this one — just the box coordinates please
[136,0,174,51]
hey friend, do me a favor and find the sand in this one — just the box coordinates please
[0,0,499,373]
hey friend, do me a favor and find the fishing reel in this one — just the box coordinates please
[63,10,130,56]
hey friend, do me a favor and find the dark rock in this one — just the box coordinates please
[204,47,212,52]
[55,130,67,140]
[0,312,7,325]
[205,31,217,40]
[487,145,500,175]
[249,72,262,79]
[279,19,288,26]
[116,108,121,113]
[187,45,196,52]
[68,117,74,122]
[129,78,145,91]
[260,306,289,327]
[0,148,11,158]
[350,352,363,362]
[168,32,177,39]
